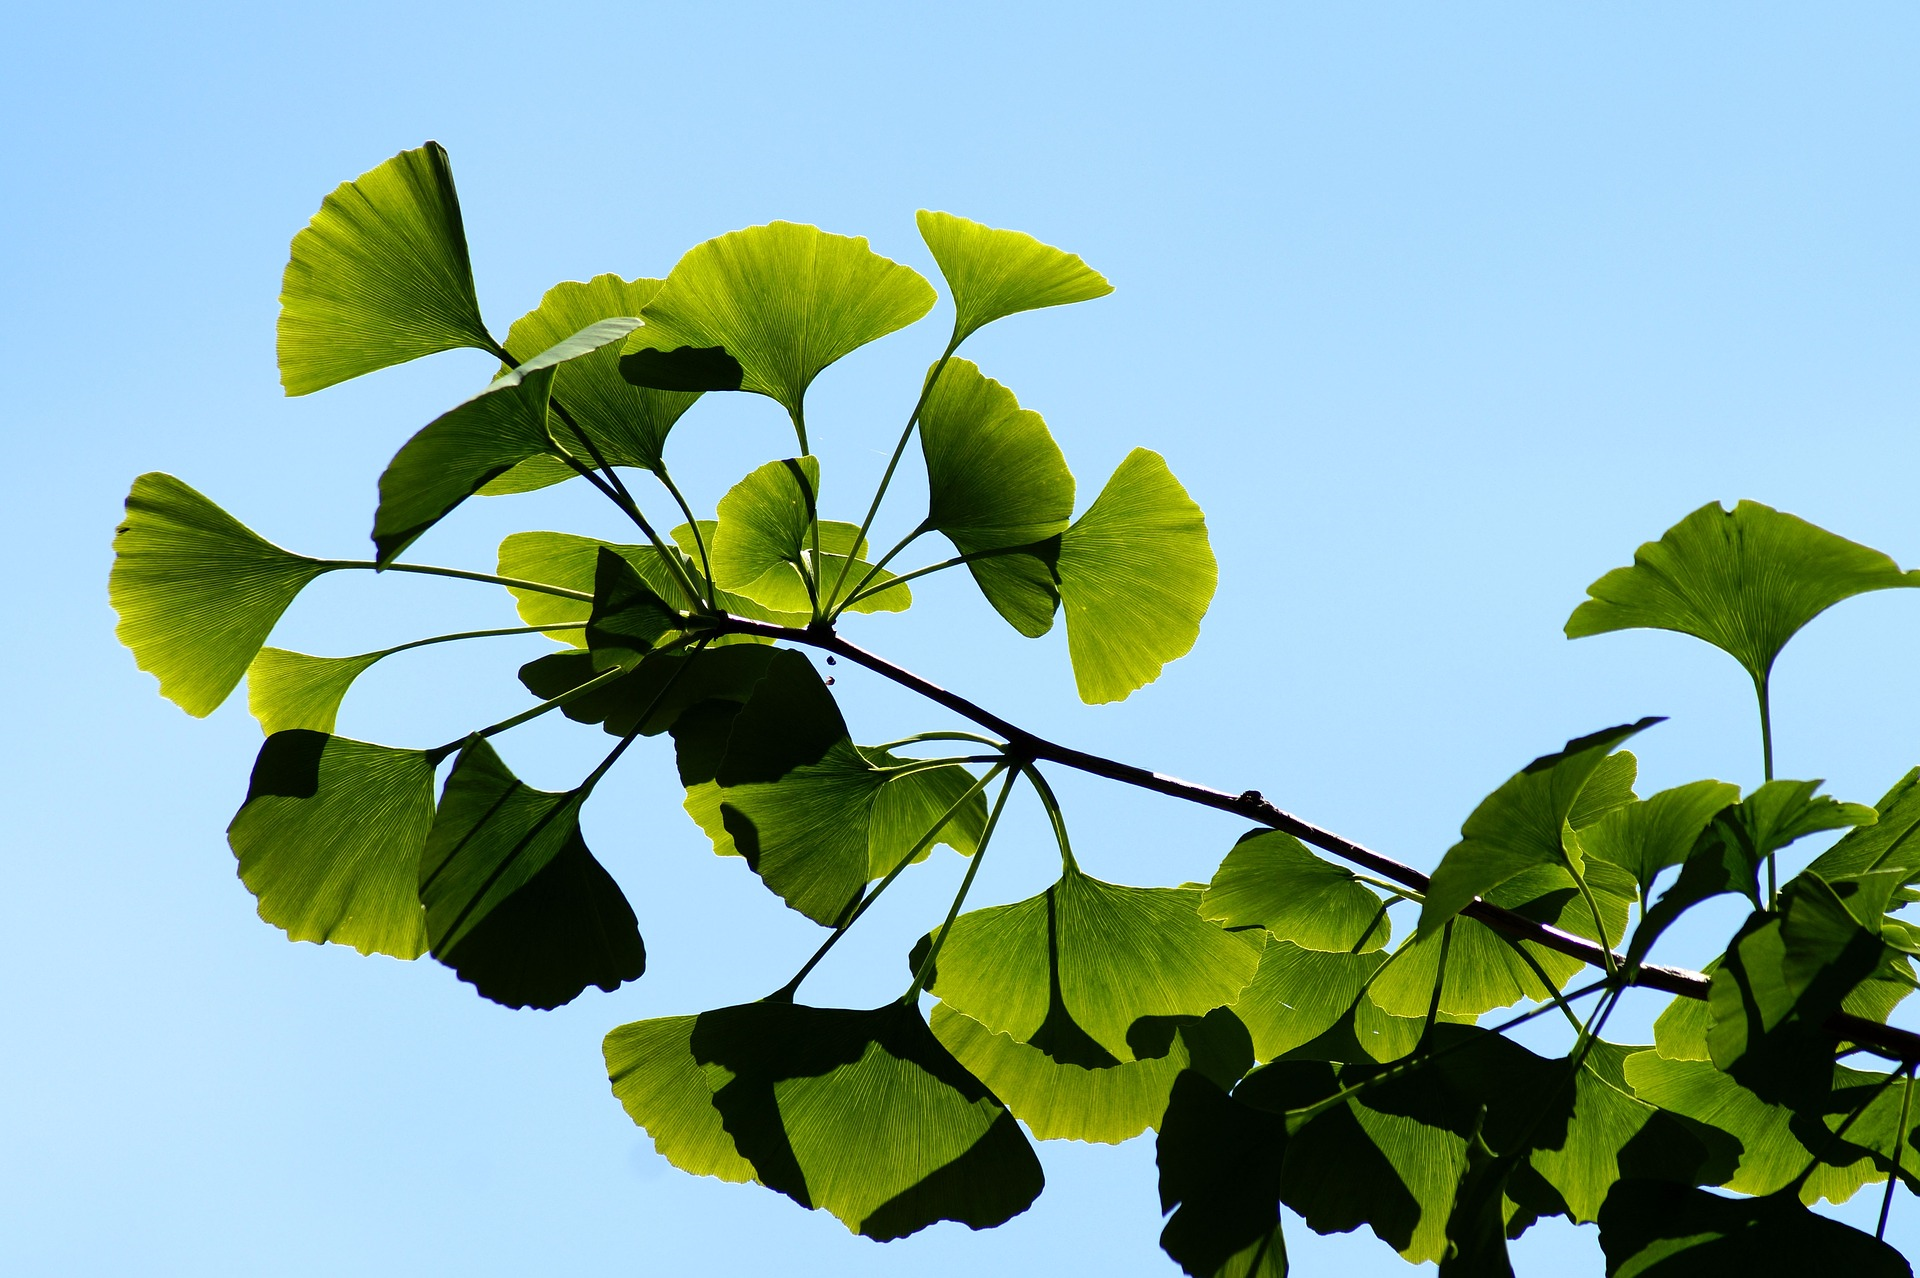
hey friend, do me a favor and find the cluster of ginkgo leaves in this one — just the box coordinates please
[110,142,1920,1277]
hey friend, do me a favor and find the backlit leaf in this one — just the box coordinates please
[916,211,1112,342]
[1202,829,1392,953]
[605,1001,1042,1239]
[1567,500,1920,689]
[914,869,1261,1065]
[417,738,644,1008]
[1419,724,1657,939]
[708,459,910,615]
[246,647,383,734]
[919,359,1075,554]
[496,530,798,637]
[1229,941,1388,1063]
[1056,448,1216,704]
[277,142,495,395]
[620,222,935,416]
[226,730,433,959]
[111,473,335,716]
[1808,768,1920,887]
[1576,780,1742,901]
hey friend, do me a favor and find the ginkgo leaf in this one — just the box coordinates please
[707,459,910,615]
[1597,1181,1911,1277]
[604,1000,1043,1239]
[519,645,780,739]
[1056,449,1217,704]
[1575,780,1742,901]
[111,473,336,716]
[864,748,989,875]
[585,548,683,655]
[226,730,433,959]
[1808,768,1920,886]
[482,275,700,492]
[1202,830,1392,953]
[1419,724,1658,939]
[417,738,644,1008]
[912,869,1261,1064]
[930,1003,1248,1145]
[373,320,644,564]
[1156,1071,1292,1278]
[1227,941,1389,1062]
[620,222,935,417]
[496,530,797,637]
[1566,500,1920,690]
[246,648,384,734]
[919,359,1075,553]
[277,142,497,395]
[916,211,1112,342]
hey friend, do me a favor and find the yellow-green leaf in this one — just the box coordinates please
[916,211,1112,342]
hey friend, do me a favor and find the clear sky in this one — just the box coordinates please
[6,3,1920,1274]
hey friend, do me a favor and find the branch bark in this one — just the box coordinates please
[709,614,1920,1066]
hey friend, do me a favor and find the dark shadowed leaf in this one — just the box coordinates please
[417,738,643,1008]
[1202,830,1392,953]
[226,730,433,959]
[111,473,336,716]
[1420,724,1657,939]
[1566,500,1920,690]
[277,142,495,395]
[585,547,682,655]
[1597,1180,1911,1278]
[1157,1071,1291,1278]
[619,222,934,416]
[518,644,779,738]
[605,1000,1042,1239]
[916,211,1112,342]
[1055,449,1216,704]
[496,529,799,636]
[914,869,1261,1065]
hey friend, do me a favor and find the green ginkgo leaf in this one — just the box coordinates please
[620,222,935,418]
[1597,1181,1911,1277]
[919,358,1075,552]
[1419,723,1657,939]
[226,730,434,959]
[1808,768,1920,886]
[930,1003,1246,1145]
[277,142,497,395]
[373,320,643,565]
[673,649,978,922]
[1228,942,1390,1063]
[1202,830,1393,953]
[1575,779,1742,902]
[1155,1071,1292,1278]
[916,211,1113,342]
[708,459,910,615]
[914,869,1261,1064]
[496,530,796,637]
[111,473,336,717]
[417,737,644,1009]
[1055,448,1217,704]
[482,275,700,493]
[865,749,989,876]
[519,645,779,739]
[246,648,384,734]
[604,1000,1043,1240]
[1566,500,1920,691]
[585,548,683,655]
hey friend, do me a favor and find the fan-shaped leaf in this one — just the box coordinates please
[1576,780,1742,901]
[620,222,935,416]
[226,730,433,959]
[483,275,699,493]
[246,648,384,734]
[1419,724,1657,940]
[1566,500,1920,688]
[417,738,644,1008]
[604,1000,1043,1239]
[919,358,1075,554]
[1597,1181,1911,1278]
[277,142,496,395]
[111,473,335,716]
[1157,1071,1291,1278]
[585,548,682,655]
[916,211,1112,342]
[1229,942,1389,1063]
[913,870,1261,1064]
[709,458,909,615]
[1203,830,1392,953]
[1056,448,1216,704]
[496,530,795,637]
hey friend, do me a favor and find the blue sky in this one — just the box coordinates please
[6,3,1920,1273]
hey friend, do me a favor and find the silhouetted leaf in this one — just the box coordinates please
[1157,1071,1290,1278]
[1055,449,1216,703]
[226,730,433,958]
[1420,724,1657,939]
[605,1001,1042,1239]
[418,738,643,1008]
[482,275,699,492]
[518,644,779,738]
[1567,500,1920,689]
[1597,1181,1911,1277]
[277,142,495,395]
[916,211,1112,342]
[584,547,682,655]
[1203,829,1392,953]
[620,222,934,416]
[111,473,335,716]
[915,870,1261,1065]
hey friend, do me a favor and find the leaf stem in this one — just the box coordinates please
[905,767,1018,1003]
[327,560,593,602]
[768,761,1009,1002]
[1020,763,1078,873]
[871,730,1010,753]
[1569,864,1620,979]
[374,622,584,658]
[1879,1067,1915,1240]
[653,464,716,609]
[1758,671,1779,906]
